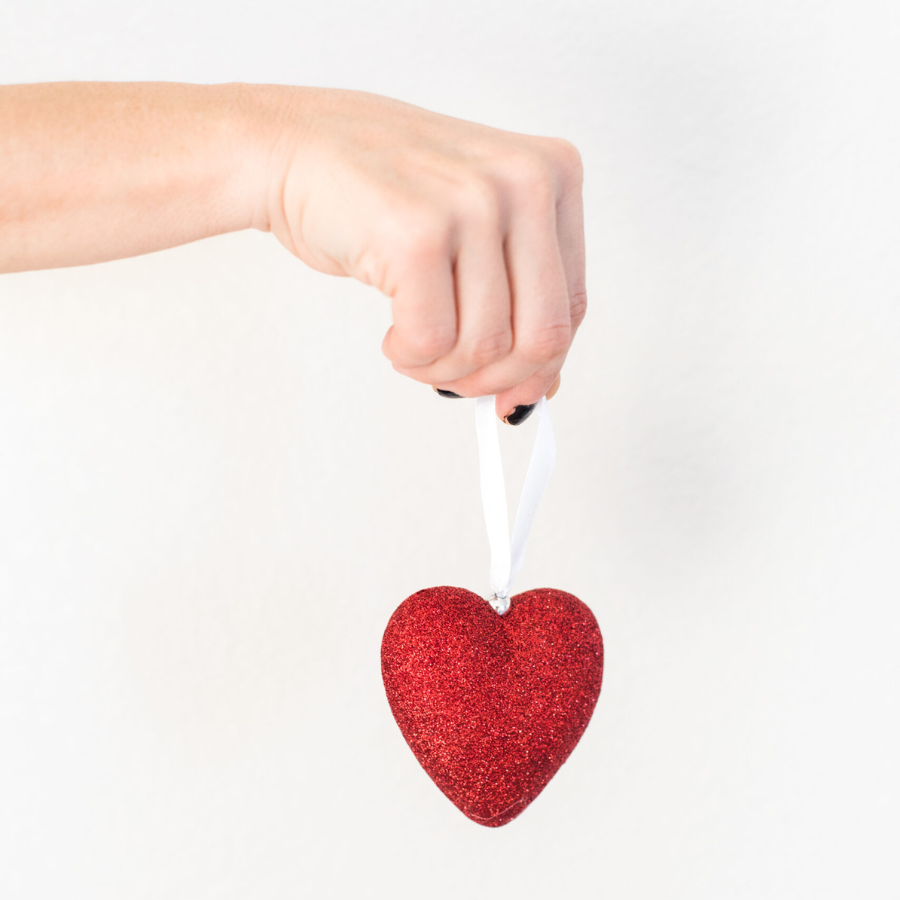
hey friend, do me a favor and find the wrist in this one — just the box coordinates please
[222,83,319,236]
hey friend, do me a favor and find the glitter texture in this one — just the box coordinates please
[381,586,603,827]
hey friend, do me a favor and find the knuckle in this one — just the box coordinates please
[385,211,451,263]
[464,328,513,367]
[457,177,502,230]
[520,320,571,363]
[570,291,588,329]
[403,325,457,362]
[506,152,556,208]
[548,138,584,187]
[404,224,451,261]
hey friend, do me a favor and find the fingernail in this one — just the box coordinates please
[433,388,463,399]
[503,403,536,426]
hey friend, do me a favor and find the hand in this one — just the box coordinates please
[258,88,586,421]
[0,82,586,422]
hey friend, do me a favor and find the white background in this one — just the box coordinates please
[2,1,899,897]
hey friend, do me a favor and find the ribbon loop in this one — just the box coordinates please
[475,396,557,614]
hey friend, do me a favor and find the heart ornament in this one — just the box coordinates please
[381,397,604,826]
[382,585,603,826]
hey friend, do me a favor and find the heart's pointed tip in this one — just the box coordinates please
[462,797,530,828]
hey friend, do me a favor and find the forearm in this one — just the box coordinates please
[0,82,282,273]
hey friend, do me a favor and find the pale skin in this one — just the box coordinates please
[0,83,585,420]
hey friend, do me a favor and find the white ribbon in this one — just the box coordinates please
[475,396,557,615]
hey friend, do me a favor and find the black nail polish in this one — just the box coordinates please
[435,389,463,399]
[504,403,536,426]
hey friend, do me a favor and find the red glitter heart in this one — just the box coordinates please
[381,586,603,827]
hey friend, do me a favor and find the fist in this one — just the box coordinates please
[260,87,586,420]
